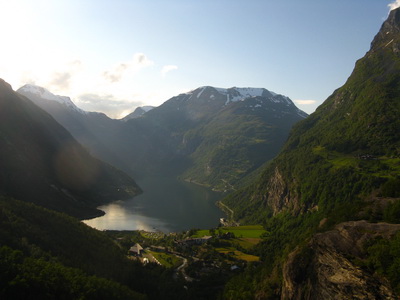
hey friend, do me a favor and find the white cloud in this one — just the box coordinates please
[9,58,84,97]
[103,63,128,83]
[103,53,154,83]
[134,53,154,66]
[294,99,317,105]
[50,72,72,90]
[48,60,83,91]
[161,65,178,77]
[388,0,400,11]
[2,50,177,118]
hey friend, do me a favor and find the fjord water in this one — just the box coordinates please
[83,176,225,233]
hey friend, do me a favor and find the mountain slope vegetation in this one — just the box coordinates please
[0,196,187,299]
[222,8,400,298]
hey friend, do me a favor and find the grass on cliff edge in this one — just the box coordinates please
[312,146,400,178]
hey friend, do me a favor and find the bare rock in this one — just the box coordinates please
[266,167,301,215]
[281,221,400,299]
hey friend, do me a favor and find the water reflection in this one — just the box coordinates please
[83,176,225,233]
[84,201,171,232]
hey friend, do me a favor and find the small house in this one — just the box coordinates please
[129,243,144,256]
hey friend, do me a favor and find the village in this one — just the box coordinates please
[106,224,266,286]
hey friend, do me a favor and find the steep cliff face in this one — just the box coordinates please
[282,221,400,300]
[265,167,301,215]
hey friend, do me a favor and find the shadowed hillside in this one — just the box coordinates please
[0,79,141,218]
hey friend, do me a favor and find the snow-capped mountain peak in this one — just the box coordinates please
[178,86,307,118]
[187,86,291,105]
[18,84,86,114]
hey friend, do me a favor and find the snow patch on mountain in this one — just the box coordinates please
[230,87,265,102]
[169,86,307,118]
[141,106,154,112]
[18,84,87,114]
[196,87,206,98]
[193,86,288,106]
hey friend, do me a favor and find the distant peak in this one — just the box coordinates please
[19,84,48,96]
[141,105,155,112]
[17,84,87,115]
[19,84,66,102]
[185,86,293,106]
[121,105,155,121]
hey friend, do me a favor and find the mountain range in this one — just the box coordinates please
[18,85,307,191]
[1,6,400,300]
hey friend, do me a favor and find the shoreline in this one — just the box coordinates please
[216,201,240,226]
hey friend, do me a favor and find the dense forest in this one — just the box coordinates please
[0,196,191,299]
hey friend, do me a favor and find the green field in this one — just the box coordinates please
[148,251,182,268]
[193,225,266,239]
[313,146,400,178]
[234,237,261,249]
[192,225,265,262]
[216,247,260,262]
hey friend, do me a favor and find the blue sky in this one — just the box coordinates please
[0,0,397,118]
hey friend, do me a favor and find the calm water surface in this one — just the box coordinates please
[83,176,225,233]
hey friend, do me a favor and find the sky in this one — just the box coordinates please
[0,1,399,118]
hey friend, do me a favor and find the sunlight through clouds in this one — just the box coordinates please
[294,99,319,114]
[76,92,144,119]
[294,99,317,105]
[0,48,172,118]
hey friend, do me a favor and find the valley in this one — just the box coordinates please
[83,176,225,233]
[1,3,400,300]
[105,225,267,298]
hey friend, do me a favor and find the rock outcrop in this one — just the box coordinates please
[265,167,301,215]
[281,221,400,299]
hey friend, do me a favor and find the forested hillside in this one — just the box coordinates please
[0,197,186,299]
[222,7,400,299]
